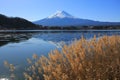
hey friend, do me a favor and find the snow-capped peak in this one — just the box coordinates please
[47,11,75,19]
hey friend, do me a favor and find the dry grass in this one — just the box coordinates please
[6,35,120,80]
[24,35,120,80]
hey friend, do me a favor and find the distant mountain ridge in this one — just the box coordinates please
[0,12,120,30]
[0,14,40,30]
[34,11,120,27]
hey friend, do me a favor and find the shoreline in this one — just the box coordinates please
[1,29,120,33]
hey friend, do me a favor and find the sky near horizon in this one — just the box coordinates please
[0,0,120,22]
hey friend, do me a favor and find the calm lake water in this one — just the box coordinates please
[0,30,120,80]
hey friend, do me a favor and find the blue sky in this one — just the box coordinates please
[0,0,120,22]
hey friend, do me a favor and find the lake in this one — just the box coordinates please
[0,30,120,80]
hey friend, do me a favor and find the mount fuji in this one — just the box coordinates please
[34,11,120,26]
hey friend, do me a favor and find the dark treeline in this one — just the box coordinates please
[40,25,120,30]
[0,14,120,30]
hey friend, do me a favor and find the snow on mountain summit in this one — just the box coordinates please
[47,11,75,19]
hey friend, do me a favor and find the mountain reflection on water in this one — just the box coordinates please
[0,30,120,47]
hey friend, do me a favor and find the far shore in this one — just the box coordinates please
[1,29,120,33]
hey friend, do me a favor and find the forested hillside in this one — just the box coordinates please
[0,14,41,30]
